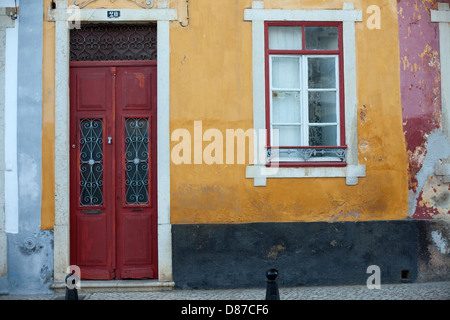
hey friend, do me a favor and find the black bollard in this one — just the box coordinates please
[65,273,79,300]
[265,268,280,300]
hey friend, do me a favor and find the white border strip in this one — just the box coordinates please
[49,7,177,22]
[244,8,362,22]
[4,15,18,235]
[0,5,16,283]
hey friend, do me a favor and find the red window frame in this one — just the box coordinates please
[264,21,346,168]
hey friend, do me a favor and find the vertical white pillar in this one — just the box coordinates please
[53,0,70,283]
[157,18,172,282]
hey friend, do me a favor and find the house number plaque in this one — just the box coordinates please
[107,10,121,18]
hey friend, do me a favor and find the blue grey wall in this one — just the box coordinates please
[6,0,53,294]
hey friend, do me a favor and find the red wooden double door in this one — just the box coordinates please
[70,61,157,279]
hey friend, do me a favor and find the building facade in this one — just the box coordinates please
[0,0,448,294]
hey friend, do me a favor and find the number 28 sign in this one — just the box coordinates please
[107,10,121,18]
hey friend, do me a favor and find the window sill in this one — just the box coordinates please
[246,163,365,186]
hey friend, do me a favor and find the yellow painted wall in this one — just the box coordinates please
[170,0,408,224]
[41,0,184,229]
[41,1,55,230]
[41,0,409,228]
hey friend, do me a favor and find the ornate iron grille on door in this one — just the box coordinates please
[124,118,150,205]
[70,24,157,61]
[79,118,104,206]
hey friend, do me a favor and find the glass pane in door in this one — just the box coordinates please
[125,118,150,205]
[79,119,104,206]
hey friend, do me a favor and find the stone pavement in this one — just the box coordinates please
[1,281,449,300]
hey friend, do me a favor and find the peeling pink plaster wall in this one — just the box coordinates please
[398,0,450,219]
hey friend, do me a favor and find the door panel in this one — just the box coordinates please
[115,66,157,279]
[70,61,157,280]
[122,215,153,265]
[119,70,154,110]
[77,73,109,111]
[76,215,109,266]
[70,66,115,280]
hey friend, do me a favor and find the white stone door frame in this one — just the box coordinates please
[48,0,176,284]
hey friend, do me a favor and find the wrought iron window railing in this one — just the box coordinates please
[266,146,347,164]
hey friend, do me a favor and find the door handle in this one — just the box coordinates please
[108,137,112,144]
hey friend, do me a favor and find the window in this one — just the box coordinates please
[244,2,366,186]
[265,22,346,166]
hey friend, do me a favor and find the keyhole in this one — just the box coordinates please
[108,137,112,144]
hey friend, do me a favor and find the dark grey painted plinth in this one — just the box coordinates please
[172,220,448,289]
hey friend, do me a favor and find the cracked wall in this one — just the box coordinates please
[398,0,450,220]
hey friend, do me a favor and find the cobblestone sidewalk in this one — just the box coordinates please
[1,281,449,300]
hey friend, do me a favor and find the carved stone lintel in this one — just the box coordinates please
[128,0,155,9]
[71,0,96,9]
[71,0,155,9]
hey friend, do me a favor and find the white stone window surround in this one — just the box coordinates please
[431,3,450,137]
[48,0,176,284]
[431,3,450,180]
[244,1,366,186]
